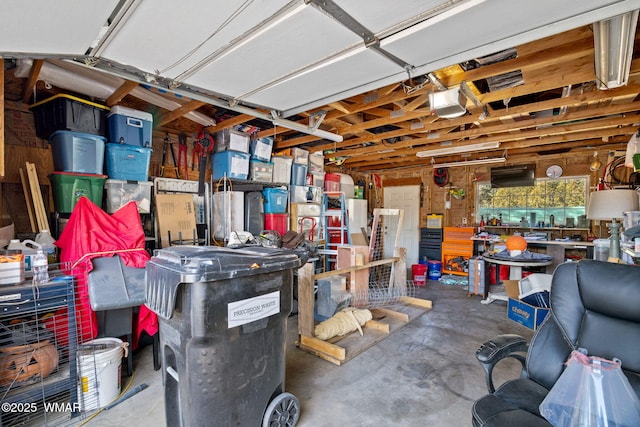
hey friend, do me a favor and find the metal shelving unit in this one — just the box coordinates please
[0,274,79,426]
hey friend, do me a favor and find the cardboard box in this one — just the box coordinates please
[504,280,521,300]
[508,297,549,330]
[155,194,197,248]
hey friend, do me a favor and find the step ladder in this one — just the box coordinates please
[317,192,351,272]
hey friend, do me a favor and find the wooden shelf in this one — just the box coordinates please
[296,253,432,366]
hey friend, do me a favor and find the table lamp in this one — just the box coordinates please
[587,189,640,261]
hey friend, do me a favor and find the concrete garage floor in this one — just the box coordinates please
[83,280,534,427]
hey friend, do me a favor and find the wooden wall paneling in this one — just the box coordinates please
[4,145,52,233]
[18,168,36,232]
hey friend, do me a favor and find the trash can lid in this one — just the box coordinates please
[145,246,304,319]
[148,245,302,278]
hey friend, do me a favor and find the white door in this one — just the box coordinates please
[383,185,420,265]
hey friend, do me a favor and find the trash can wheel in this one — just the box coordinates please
[262,392,300,427]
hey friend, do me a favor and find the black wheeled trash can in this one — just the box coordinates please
[145,246,303,427]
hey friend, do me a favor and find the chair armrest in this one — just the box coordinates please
[475,334,528,393]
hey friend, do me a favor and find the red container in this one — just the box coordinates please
[324,173,341,192]
[327,212,343,227]
[264,213,289,236]
[328,230,348,244]
[412,264,427,286]
[489,265,510,285]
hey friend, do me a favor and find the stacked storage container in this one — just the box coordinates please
[248,137,273,182]
[263,187,289,236]
[324,173,341,192]
[105,106,153,180]
[104,106,154,213]
[291,150,323,204]
[272,156,293,184]
[30,94,110,214]
[212,129,251,180]
[289,147,308,187]
[290,150,324,241]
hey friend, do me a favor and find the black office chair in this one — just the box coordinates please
[472,260,640,426]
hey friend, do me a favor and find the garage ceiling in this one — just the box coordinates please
[3,0,640,172]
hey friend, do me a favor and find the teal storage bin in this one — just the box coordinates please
[263,187,288,213]
[105,143,152,181]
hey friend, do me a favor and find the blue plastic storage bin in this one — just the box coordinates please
[250,137,273,162]
[212,150,251,180]
[263,187,288,213]
[49,130,106,174]
[105,143,152,181]
[108,106,153,147]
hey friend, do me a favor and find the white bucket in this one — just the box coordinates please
[77,337,125,411]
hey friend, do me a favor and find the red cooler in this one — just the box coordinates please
[264,213,289,236]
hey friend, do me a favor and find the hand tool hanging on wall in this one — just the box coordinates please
[196,127,214,195]
[177,132,188,179]
[159,133,180,178]
[191,133,201,171]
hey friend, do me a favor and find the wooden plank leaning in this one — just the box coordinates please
[26,162,48,232]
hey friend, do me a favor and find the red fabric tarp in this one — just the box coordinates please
[55,196,158,347]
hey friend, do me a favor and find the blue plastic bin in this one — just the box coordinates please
[263,187,288,213]
[212,150,250,180]
[105,143,152,181]
[49,130,106,174]
[250,137,273,162]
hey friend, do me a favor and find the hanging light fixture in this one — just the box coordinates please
[593,10,639,89]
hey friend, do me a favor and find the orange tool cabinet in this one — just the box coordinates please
[442,227,475,276]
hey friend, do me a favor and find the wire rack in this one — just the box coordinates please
[0,270,84,426]
[350,279,417,309]
[0,263,129,426]
[362,208,414,308]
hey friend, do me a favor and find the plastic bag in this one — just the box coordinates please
[540,350,640,427]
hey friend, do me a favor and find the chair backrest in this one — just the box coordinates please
[526,260,640,393]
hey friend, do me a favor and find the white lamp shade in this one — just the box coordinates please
[587,189,640,220]
[625,133,640,168]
